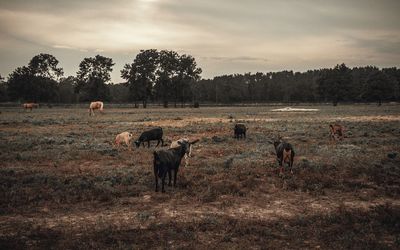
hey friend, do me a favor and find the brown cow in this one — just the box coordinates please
[89,101,104,116]
[329,124,344,141]
[23,103,39,111]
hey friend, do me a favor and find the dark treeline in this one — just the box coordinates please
[196,64,400,105]
[1,51,399,107]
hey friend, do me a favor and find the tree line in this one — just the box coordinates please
[0,51,399,106]
[195,64,400,106]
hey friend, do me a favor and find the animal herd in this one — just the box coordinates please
[22,101,345,193]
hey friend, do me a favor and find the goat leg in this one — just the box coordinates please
[168,170,172,186]
[161,173,166,193]
[154,170,159,192]
[290,161,293,174]
[173,169,177,187]
[279,158,284,175]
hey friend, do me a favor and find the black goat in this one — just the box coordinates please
[134,127,164,148]
[153,139,199,192]
[234,123,247,139]
[273,140,295,174]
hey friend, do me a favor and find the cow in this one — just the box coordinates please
[89,101,104,116]
[23,103,39,111]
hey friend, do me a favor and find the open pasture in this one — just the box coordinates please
[0,104,400,249]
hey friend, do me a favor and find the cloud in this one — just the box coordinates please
[0,0,399,80]
[52,44,76,50]
[350,36,400,55]
[201,56,268,63]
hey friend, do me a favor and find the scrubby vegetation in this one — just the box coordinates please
[0,104,399,248]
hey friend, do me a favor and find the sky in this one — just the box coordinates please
[0,0,399,82]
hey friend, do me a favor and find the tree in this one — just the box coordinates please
[7,66,31,101]
[155,50,179,107]
[0,74,8,102]
[58,76,77,103]
[122,50,202,108]
[29,53,64,80]
[212,75,247,103]
[175,54,202,107]
[317,63,352,106]
[382,67,400,101]
[76,55,114,101]
[121,49,159,108]
[109,83,130,103]
[7,54,63,102]
[362,70,394,105]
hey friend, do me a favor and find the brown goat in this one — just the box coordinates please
[273,137,295,175]
[329,124,344,141]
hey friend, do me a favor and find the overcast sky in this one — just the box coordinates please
[0,0,399,82]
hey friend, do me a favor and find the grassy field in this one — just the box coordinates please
[0,104,399,249]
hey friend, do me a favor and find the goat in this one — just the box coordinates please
[329,124,344,141]
[170,138,199,167]
[135,127,164,148]
[114,131,133,150]
[273,138,295,175]
[234,123,247,139]
[153,139,199,192]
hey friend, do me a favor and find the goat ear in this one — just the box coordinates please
[190,139,199,145]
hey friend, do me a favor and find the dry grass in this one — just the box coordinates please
[0,104,399,249]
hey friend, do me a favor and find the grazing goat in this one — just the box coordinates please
[154,139,199,192]
[273,139,295,175]
[89,101,104,116]
[23,103,39,111]
[114,132,133,150]
[234,123,247,139]
[329,124,344,141]
[170,138,199,167]
[135,127,164,148]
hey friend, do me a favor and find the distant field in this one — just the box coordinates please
[1,105,399,249]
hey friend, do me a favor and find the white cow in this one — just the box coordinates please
[89,101,104,116]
